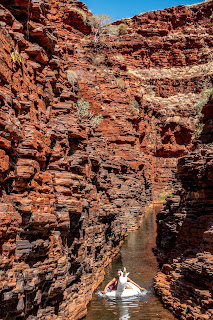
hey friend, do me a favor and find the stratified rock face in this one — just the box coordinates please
[200,95,213,144]
[0,0,212,319]
[154,97,213,319]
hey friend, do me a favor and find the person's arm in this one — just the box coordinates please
[127,277,145,291]
[101,277,116,294]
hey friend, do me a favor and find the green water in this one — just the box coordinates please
[85,206,176,320]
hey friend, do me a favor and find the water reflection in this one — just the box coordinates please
[100,295,146,320]
[86,205,176,320]
[103,299,132,320]
[117,301,131,319]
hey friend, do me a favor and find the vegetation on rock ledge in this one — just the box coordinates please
[76,99,103,128]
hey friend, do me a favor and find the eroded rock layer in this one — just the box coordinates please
[154,97,213,320]
[0,0,213,319]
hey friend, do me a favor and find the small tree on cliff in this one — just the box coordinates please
[88,14,113,43]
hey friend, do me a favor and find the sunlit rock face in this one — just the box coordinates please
[0,0,212,319]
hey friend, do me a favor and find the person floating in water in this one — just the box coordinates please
[101,268,144,294]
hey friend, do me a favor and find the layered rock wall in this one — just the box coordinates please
[154,97,213,320]
[0,0,213,319]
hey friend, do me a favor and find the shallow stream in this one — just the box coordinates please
[85,205,176,320]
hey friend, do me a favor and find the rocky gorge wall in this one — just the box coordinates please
[0,0,213,319]
[154,96,213,320]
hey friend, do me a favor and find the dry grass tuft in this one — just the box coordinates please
[92,54,106,66]
[69,7,87,23]
[114,54,125,62]
[128,61,213,81]
[117,23,129,35]
[115,78,126,90]
[66,70,78,86]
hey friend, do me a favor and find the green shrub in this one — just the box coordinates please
[195,86,213,115]
[76,99,103,128]
[195,122,204,137]
[76,99,93,118]
[158,191,173,201]
[102,23,128,36]
[203,86,213,99]
[194,85,213,137]
[195,99,207,116]
[91,115,103,127]
[117,23,128,35]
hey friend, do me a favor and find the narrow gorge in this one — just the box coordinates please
[0,0,212,319]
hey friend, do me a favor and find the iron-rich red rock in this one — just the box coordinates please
[0,0,212,319]
[154,96,213,320]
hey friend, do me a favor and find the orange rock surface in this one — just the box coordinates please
[0,0,212,319]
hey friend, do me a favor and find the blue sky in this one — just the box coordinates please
[83,0,200,21]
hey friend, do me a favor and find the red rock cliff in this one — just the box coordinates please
[0,0,212,319]
[154,95,213,320]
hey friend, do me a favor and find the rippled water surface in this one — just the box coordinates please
[85,205,176,320]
